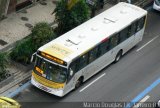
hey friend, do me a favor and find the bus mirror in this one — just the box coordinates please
[69,68,73,76]
[31,52,36,63]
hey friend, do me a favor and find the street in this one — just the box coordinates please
[13,7,160,108]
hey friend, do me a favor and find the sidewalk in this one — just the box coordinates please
[0,0,57,96]
[0,0,56,52]
[0,0,113,97]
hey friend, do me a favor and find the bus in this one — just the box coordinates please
[30,2,147,97]
[153,0,160,11]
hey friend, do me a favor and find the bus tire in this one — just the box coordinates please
[75,77,83,89]
[114,50,122,63]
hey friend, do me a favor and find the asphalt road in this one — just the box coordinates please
[13,8,160,108]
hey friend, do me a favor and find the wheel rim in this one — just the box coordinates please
[115,51,122,62]
[76,80,81,88]
[116,55,120,61]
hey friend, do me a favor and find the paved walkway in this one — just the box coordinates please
[0,0,55,51]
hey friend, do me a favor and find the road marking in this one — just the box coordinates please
[133,95,150,108]
[125,78,160,108]
[136,36,158,52]
[79,73,106,92]
[139,95,150,102]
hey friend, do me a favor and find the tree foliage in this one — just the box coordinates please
[54,0,90,35]
[10,22,56,65]
[0,52,9,81]
[31,22,55,50]
[10,37,35,65]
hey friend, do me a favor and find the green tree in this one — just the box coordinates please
[0,52,8,81]
[10,37,35,65]
[10,22,56,65]
[31,22,55,50]
[54,0,90,35]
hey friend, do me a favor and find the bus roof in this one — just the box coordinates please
[38,2,147,63]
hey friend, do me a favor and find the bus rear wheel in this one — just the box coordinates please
[114,50,122,63]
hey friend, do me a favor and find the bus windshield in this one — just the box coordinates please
[34,56,67,83]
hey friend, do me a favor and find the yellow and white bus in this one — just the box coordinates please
[31,2,147,97]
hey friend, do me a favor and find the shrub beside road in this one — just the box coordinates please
[0,52,9,82]
[10,22,56,65]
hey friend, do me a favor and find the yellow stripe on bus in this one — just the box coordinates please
[32,72,65,89]
[42,44,73,60]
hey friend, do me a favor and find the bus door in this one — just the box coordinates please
[83,48,98,80]
[66,63,79,91]
[118,24,136,53]
[121,25,135,52]
[91,39,113,73]
[109,33,121,61]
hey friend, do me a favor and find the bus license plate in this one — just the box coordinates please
[39,85,49,92]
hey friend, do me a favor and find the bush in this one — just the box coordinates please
[10,37,35,65]
[31,22,55,49]
[0,52,9,81]
[10,22,56,65]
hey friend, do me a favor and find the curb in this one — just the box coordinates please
[7,81,31,98]
[0,71,31,96]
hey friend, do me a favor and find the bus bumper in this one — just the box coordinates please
[31,76,64,97]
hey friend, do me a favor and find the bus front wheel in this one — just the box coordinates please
[75,77,83,89]
[114,50,122,63]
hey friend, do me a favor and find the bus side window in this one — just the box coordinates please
[127,25,132,38]
[109,34,119,49]
[78,53,89,70]
[98,40,109,57]
[142,16,146,27]
[68,62,76,81]
[137,16,145,32]
[70,58,80,73]
[130,21,138,36]
[69,62,76,74]
[139,16,145,30]
[119,27,129,43]
[88,47,98,63]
